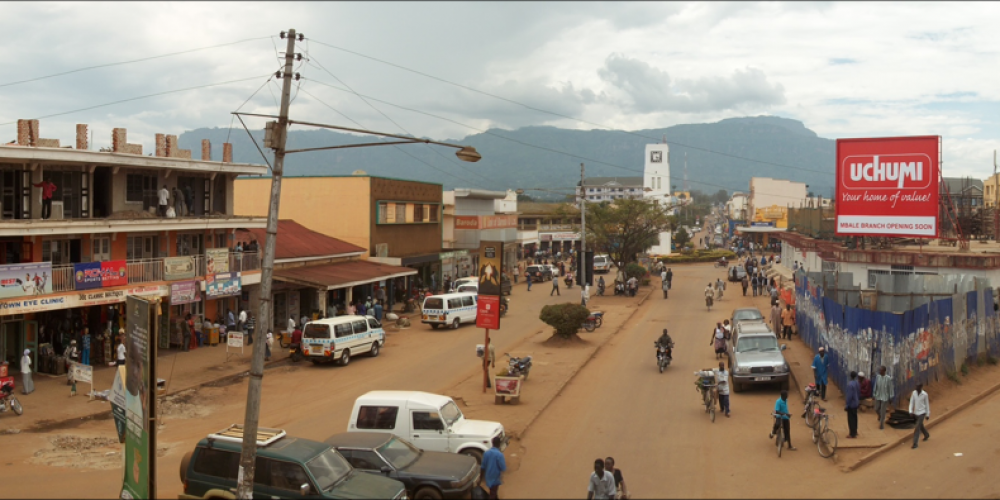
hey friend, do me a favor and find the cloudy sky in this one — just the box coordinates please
[2,2,999,178]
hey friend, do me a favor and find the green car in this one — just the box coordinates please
[180,426,407,500]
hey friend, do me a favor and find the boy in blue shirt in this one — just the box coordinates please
[769,390,797,451]
[480,436,506,499]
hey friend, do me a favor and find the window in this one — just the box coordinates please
[268,460,312,492]
[414,204,424,222]
[367,318,382,330]
[396,203,406,223]
[340,450,386,471]
[428,205,438,222]
[192,448,240,479]
[176,233,204,257]
[334,323,353,338]
[378,202,388,223]
[356,405,398,430]
[91,237,111,262]
[424,298,443,309]
[412,411,445,430]
[127,236,157,260]
[385,203,395,223]
[304,324,330,339]
[126,173,156,203]
[447,298,462,309]
[461,296,474,307]
[868,269,890,289]
[351,319,368,335]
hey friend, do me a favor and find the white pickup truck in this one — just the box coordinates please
[347,391,508,464]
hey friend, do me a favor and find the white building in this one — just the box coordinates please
[644,143,672,255]
[749,177,808,218]
[727,192,748,221]
[577,176,644,203]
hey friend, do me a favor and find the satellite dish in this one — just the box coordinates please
[352,169,367,175]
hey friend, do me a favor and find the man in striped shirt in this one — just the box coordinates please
[873,366,894,430]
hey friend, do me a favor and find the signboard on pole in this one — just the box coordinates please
[476,241,503,330]
[835,136,940,238]
[121,296,152,500]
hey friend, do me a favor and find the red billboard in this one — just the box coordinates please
[835,136,940,238]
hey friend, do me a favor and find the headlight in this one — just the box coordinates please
[736,366,750,374]
[781,363,790,372]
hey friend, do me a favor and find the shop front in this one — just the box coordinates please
[440,250,474,282]
[274,260,417,317]
[401,253,441,291]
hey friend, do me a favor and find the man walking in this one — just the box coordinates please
[742,274,749,296]
[665,268,673,290]
[32,179,57,219]
[20,349,34,395]
[238,308,247,332]
[811,347,829,401]
[780,304,795,340]
[373,300,384,321]
[526,271,533,292]
[581,285,590,307]
[717,361,731,417]
[845,371,860,439]
[873,366,894,430]
[158,184,170,217]
[550,274,560,296]
[751,273,759,297]
[588,458,617,500]
[480,436,506,499]
[909,383,931,449]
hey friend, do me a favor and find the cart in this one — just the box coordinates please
[494,375,523,405]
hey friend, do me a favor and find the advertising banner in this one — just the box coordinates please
[169,281,200,306]
[205,248,229,275]
[206,272,241,299]
[481,215,518,230]
[163,256,196,281]
[476,241,503,329]
[111,365,127,443]
[122,296,151,500]
[455,216,480,230]
[0,262,53,299]
[74,262,103,291]
[835,136,940,238]
[101,260,128,287]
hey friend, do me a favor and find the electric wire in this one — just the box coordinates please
[0,36,272,89]
[307,38,828,176]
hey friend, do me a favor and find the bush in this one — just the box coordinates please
[624,263,647,282]
[539,303,591,339]
[961,362,970,376]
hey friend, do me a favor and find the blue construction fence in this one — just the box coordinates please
[794,271,1000,405]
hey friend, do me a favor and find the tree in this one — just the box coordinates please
[712,189,729,204]
[673,226,691,248]
[577,198,673,269]
[540,303,591,339]
[516,192,536,202]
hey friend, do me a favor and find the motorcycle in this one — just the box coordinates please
[289,343,304,363]
[597,282,606,296]
[0,380,22,416]
[714,259,728,268]
[564,275,573,289]
[499,296,510,317]
[614,282,626,296]
[505,353,533,380]
[582,311,605,332]
[655,341,674,373]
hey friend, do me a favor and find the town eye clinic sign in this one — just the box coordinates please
[835,136,940,238]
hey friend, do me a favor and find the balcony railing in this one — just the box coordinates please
[48,250,261,293]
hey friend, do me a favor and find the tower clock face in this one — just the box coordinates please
[651,151,662,163]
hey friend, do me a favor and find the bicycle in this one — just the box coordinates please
[770,412,790,457]
[696,378,718,423]
[801,384,820,429]
[810,406,838,458]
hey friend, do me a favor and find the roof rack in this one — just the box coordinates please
[208,424,287,447]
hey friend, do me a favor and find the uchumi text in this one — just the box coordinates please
[849,156,923,188]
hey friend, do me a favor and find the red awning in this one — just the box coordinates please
[274,260,417,290]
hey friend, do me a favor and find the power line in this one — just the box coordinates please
[0,75,272,126]
[307,38,829,175]
[0,36,272,89]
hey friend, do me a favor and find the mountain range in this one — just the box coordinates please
[179,115,835,200]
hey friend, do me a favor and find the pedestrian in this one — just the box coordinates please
[741,274,749,296]
[81,327,91,366]
[604,457,630,500]
[300,314,310,328]
[551,274,560,296]
[20,349,34,395]
[581,285,590,307]
[287,316,295,335]
[513,265,519,284]
[710,322,726,359]
[480,436,506,499]
[770,301,781,336]
[32,179,57,219]
[665,268,673,289]
[661,276,669,299]
[184,313,194,350]
[717,360,731,417]
[228,309,237,334]
[751,274,759,297]
[770,390,797,451]
[358,300,367,316]
[183,184,194,216]
[265,331,273,361]
[373,300,384,321]
[588,458,617,500]
[246,314,256,344]
[811,347,829,401]
[347,302,356,315]
[780,304,795,340]
[845,370,860,438]
[909,383,931,449]
[526,271,533,292]
[158,185,170,217]
[326,303,337,319]
[873,366,894,430]
[238,308,247,332]
[172,186,186,216]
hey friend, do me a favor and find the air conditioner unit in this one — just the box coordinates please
[50,201,65,220]
[375,243,388,258]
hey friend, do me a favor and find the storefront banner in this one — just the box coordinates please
[551,232,580,241]
[0,285,167,316]
[170,281,200,305]
[101,260,128,287]
[0,262,53,299]
[205,248,229,275]
[74,262,104,291]
[122,296,152,500]
[163,256,196,281]
[482,215,517,230]
[206,272,241,299]
[455,216,480,230]
[111,366,127,443]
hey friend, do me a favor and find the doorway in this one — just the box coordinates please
[93,167,112,218]
[1,321,21,369]
[212,176,226,214]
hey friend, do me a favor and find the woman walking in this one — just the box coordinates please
[710,322,727,359]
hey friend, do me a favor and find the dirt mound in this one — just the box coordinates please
[541,334,590,348]
[159,389,211,419]
[30,435,122,470]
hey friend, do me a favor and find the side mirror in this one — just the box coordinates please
[381,466,392,476]
[780,344,787,351]
[300,483,312,496]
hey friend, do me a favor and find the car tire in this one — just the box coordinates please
[369,342,379,358]
[339,349,350,367]
[452,318,461,330]
[414,487,443,500]
[460,448,484,465]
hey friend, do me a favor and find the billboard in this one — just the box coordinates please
[476,241,503,330]
[0,262,53,299]
[169,281,200,305]
[835,136,940,238]
[205,248,229,275]
[206,272,241,299]
[102,260,129,287]
[74,262,103,291]
[122,296,152,500]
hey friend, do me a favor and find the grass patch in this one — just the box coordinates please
[946,370,962,384]
[988,355,999,366]
[960,362,970,376]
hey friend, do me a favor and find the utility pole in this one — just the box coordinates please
[579,162,586,282]
[235,28,299,499]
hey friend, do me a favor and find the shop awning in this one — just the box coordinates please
[274,260,417,291]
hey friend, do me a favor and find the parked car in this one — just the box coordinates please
[325,432,479,500]
[593,254,612,274]
[301,315,385,366]
[347,391,509,464]
[726,322,790,392]
[421,292,477,329]
[730,307,765,329]
[525,265,553,281]
[727,266,748,282]
[179,425,407,500]
[450,275,511,296]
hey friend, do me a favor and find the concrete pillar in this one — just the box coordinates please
[112,128,127,153]
[316,288,327,319]
[76,124,88,150]
[155,134,167,157]
[222,143,233,163]
[345,287,353,307]
[30,166,42,219]
[201,139,212,161]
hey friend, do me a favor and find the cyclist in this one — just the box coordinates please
[769,390,797,451]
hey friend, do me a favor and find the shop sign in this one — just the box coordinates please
[228,331,244,348]
[751,221,775,227]
[482,215,517,230]
[552,232,580,241]
[110,366,127,443]
[206,272,241,299]
[455,216,479,229]
[170,281,200,305]
[205,248,229,275]
[68,360,93,384]
[0,285,167,316]
[74,262,104,291]
[121,295,152,500]
[836,136,940,238]
[0,262,53,299]
[101,260,128,287]
[163,256,196,281]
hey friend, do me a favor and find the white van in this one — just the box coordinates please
[593,254,612,273]
[347,391,508,463]
[301,315,385,366]
[422,292,477,329]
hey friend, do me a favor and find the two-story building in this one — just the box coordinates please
[517,202,582,256]
[0,120,267,371]
[234,174,443,301]
[440,189,518,280]
[576,176,644,204]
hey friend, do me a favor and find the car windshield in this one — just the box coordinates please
[424,298,444,309]
[306,448,353,492]
[378,437,422,470]
[734,309,763,322]
[440,401,463,426]
[737,336,779,353]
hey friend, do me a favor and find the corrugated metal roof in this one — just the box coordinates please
[235,220,366,260]
[274,260,417,290]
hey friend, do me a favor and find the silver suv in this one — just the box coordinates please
[727,322,789,392]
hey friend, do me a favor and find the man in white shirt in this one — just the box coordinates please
[158,186,170,217]
[238,309,248,332]
[716,361,731,417]
[116,339,127,366]
[287,316,295,335]
[909,383,930,449]
[587,458,616,500]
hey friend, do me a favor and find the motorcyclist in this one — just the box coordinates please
[597,276,606,296]
[655,329,674,360]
